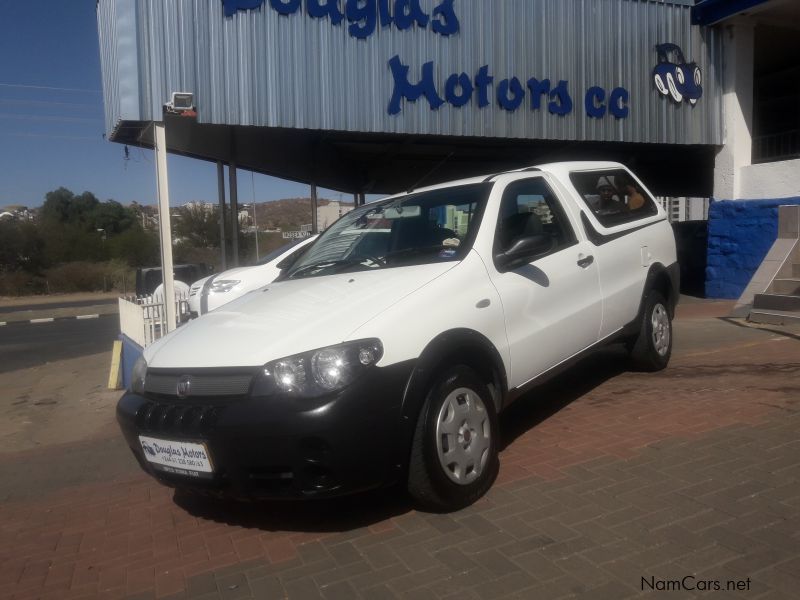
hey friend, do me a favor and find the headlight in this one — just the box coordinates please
[209,279,241,294]
[252,339,383,398]
[131,355,147,394]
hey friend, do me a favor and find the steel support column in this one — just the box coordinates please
[229,162,239,266]
[217,161,227,270]
[153,121,177,332]
[311,183,318,234]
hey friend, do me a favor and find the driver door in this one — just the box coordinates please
[488,177,603,388]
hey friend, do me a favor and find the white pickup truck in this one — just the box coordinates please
[118,162,678,511]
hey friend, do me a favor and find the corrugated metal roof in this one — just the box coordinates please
[98,0,723,146]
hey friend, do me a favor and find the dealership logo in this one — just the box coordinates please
[141,441,157,457]
[653,43,702,105]
[177,375,192,399]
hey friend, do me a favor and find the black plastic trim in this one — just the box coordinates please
[396,329,508,473]
[117,360,416,499]
[581,212,667,246]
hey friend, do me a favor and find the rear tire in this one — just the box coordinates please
[629,290,673,372]
[408,365,499,512]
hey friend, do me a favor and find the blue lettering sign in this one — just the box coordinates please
[431,0,459,36]
[526,78,550,110]
[378,0,392,26]
[497,77,525,112]
[548,81,573,116]
[223,0,459,39]
[270,0,301,16]
[394,0,429,30]
[307,0,344,25]
[388,55,444,115]
[610,87,630,118]
[585,85,630,118]
[445,73,473,108]
[347,0,377,39]
[585,86,606,118]
[475,65,493,108]
[388,57,582,118]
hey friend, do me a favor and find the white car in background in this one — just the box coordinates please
[187,235,317,317]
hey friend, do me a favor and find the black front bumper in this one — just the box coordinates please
[116,361,414,499]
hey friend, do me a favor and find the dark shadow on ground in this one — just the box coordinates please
[499,344,631,450]
[173,484,413,532]
[175,345,632,529]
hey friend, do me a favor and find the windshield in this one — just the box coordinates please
[284,183,491,280]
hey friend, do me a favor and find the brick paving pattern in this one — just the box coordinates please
[1,313,798,599]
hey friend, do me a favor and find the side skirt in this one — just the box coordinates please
[503,326,631,408]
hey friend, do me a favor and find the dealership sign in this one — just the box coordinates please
[221,1,715,121]
[222,0,459,38]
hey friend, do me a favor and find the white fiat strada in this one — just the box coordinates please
[118,162,678,511]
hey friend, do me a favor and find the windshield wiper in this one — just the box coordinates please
[288,258,373,279]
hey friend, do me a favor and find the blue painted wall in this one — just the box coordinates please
[706,197,800,299]
[120,334,143,390]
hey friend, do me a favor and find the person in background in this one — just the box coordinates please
[595,175,626,212]
[616,174,646,210]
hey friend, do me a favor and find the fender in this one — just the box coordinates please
[394,328,508,469]
[622,261,680,338]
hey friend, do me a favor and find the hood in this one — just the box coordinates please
[211,265,253,281]
[145,263,456,368]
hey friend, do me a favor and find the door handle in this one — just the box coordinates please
[577,255,594,268]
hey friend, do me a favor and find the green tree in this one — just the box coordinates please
[108,225,160,267]
[0,219,45,272]
[93,200,134,234]
[173,204,222,248]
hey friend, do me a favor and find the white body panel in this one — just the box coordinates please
[187,235,317,316]
[544,164,675,339]
[145,161,677,399]
[348,251,510,375]
[146,263,455,368]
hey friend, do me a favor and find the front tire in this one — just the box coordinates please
[408,365,499,512]
[629,290,673,371]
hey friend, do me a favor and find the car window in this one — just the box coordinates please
[284,183,491,279]
[569,169,658,227]
[495,178,577,255]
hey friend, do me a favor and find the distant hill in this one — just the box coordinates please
[254,197,354,230]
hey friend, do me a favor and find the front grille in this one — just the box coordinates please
[144,373,253,398]
[135,401,220,435]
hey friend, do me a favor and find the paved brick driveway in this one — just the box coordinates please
[1,304,799,599]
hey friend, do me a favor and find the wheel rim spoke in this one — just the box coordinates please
[435,386,492,485]
[651,303,671,356]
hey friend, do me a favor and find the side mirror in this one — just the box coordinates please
[495,234,553,271]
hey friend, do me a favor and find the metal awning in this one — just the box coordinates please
[118,117,716,197]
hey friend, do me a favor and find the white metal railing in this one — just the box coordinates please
[118,292,190,348]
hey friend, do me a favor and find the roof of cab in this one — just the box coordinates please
[368,161,629,203]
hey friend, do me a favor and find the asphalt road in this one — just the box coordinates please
[0,315,119,373]
[0,298,118,313]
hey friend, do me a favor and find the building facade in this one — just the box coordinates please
[96,0,800,298]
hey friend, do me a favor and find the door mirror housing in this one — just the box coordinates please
[495,234,553,271]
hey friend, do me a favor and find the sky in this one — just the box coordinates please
[0,0,347,208]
